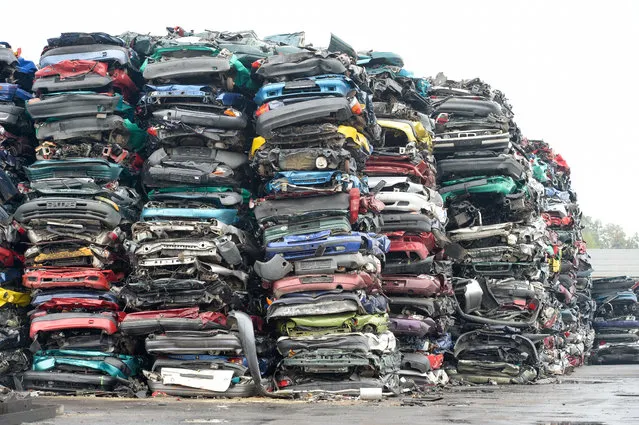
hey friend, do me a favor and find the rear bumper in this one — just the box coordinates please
[152,107,247,129]
[35,115,124,140]
[143,57,231,81]
[437,154,525,180]
[256,98,352,138]
[15,197,121,228]
[39,45,131,68]
[21,371,120,392]
[0,104,25,126]
[22,268,117,290]
[25,159,123,181]
[27,93,119,119]
[145,332,242,354]
[270,273,375,298]
[30,312,118,338]
[33,73,112,94]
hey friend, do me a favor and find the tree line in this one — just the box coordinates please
[582,216,639,249]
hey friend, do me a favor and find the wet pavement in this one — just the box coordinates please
[28,365,639,425]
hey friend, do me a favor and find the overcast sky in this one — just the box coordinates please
[6,0,639,232]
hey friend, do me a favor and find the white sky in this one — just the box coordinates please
[7,0,639,233]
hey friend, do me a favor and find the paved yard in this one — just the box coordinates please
[28,365,639,425]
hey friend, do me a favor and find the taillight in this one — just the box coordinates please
[12,221,25,235]
[251,59,263,70]
[257,101,284,117]
[147,127,158,137]
[436,113,449,124]
[349,97,362,115]
[17,183,29,194]
[212,165,231,176]
[277,379,292,388]
[349,188,360,224]
[255,103,270,117]
[224,108,240,117]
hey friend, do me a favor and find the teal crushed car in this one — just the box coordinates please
[439,175,526,202]
[32,350,144,379]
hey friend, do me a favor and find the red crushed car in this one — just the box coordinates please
[23,268,122,290]
[30,311,119,338]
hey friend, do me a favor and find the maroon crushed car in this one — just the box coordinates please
[382,274,452,297]
[269,272,379,297]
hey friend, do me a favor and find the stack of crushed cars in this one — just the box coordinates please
[430,76,595,384]
[359,52,455,387]
[250,39,404,395]
[0,43,36,388]
[118,29,265,397]
[14,32,148,394]
[523,138,595,372]
[590,277,638,363]
[0,28,599,398]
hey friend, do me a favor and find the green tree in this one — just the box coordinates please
[601,223,628,248]
[582,215,639,249]
[581,215,603,248]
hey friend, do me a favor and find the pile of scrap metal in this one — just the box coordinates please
[434,79,595,383]
[523,138,595,372]
[0,29,600,397]
[590,276,639,364]
[123,30,264,397]
[14,33,147,394]
[251,40,401,395]
[0,43,37,388]
[360,53,454,387]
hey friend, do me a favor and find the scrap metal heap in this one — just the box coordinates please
[251,43,402,395]
[15,33,147,393]
[432,80,595,383]
[590,277,639,363]
[360,54,454,387]
[0,43,36,389]
[0,29,602,397]
[116,31,263,397]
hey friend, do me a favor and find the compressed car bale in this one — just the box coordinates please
[429,76,595,382]
[15,32,147,394]
[358,56,453,388]
[249,42,402,395]
[0,47,38,388]
[123,36,266,398]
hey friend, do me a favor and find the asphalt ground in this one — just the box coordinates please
[26,364,639,425]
